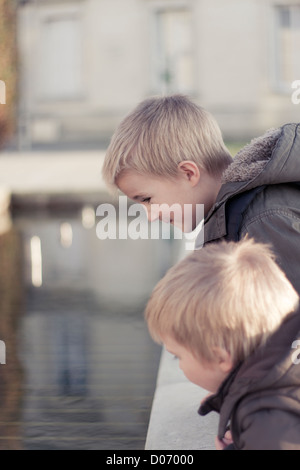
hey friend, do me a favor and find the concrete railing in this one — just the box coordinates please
[145,348,218,450]
[145,234,218,450]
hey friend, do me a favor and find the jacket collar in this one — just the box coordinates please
[195,126,286,248]
[198,363,241,416]
[198,363,242,438]
[198,310,300,439]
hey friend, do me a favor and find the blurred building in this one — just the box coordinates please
[17,0,300,148]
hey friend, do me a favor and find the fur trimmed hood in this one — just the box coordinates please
[218,123,300,199]
[197,123,300,249]
[222,128,282,184]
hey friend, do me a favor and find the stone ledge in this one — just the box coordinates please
[0,150,108,197]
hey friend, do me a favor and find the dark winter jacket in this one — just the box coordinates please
[199,309,300,450]
[195,123,300,295]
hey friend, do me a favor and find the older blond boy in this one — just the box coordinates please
[144,238,300,450]
[102,95,300,295]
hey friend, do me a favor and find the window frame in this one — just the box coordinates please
[271,4,300,94]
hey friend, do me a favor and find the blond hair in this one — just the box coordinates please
[102,95,232,189]
[145,238,299,365]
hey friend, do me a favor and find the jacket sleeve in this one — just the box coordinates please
[235,409,300,450]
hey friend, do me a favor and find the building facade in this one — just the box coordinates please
[17,0,300,147]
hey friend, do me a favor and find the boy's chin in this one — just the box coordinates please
[181,227,193,233]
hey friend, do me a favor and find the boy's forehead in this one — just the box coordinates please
[117,170,167,197]
[117,169,155,184]
[163,335,187,354]
[116,170,150,197]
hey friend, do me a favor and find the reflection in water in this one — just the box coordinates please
[54,312,87,396]
[19,288,161,450]
[3,208,167,450]
[81,206,95,230]
[30,236,42,287]
[60,222,73,249]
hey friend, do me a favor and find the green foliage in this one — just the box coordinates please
[226,141,248,157]
[0,0,17,147]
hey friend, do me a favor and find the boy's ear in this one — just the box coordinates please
[177,161,201,186]
[212,347,234,373]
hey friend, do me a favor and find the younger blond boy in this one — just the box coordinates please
[144,238,300,450]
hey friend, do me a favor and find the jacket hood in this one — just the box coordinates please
[196,123,300,247]
[199,309,300,441]
[222,127,281,185]
[220,123,300,201]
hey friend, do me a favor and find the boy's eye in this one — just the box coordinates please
[142,197,151,204]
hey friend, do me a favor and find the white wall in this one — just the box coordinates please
[17,0,300,145]
[87,0,149,111]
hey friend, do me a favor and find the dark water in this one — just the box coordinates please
[19,289,161,450]
[1,208,165,450]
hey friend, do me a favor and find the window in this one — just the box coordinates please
[37,15,83,100]
[274,5,300,91]
[152,8,194,94]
